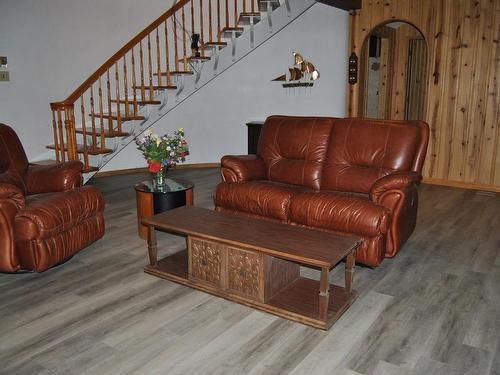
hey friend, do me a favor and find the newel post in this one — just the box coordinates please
[50,102,78,163]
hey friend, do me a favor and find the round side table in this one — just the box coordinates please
[135,178,194,239]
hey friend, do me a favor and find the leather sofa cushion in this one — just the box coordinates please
[14,186,104,240]
[215,181,310,221]
[258,116,334,190]
[321,118,423,193]
[289,191,389,237]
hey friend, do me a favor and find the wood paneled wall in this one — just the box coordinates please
[348,0,500,190]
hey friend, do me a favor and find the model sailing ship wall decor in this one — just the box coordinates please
[273,52,320,88]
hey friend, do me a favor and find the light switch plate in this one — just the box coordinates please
[0,71,10,81]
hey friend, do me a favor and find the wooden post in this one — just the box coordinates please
[319,267,330,321]
[147,225,158,266]
[51,110,60,162]
[345,250,355,294]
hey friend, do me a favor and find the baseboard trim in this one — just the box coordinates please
[422,178,500,193]
[93,163,220,178]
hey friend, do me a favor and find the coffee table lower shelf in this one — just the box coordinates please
[144,250,357,330]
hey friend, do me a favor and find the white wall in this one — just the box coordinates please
[102,3,349,171]
[0,0,176,160]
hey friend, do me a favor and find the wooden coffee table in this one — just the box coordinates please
[142,206,361,330]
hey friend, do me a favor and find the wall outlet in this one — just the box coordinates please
[0,71,9,81]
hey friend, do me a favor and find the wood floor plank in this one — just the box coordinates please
[0,169,498,374]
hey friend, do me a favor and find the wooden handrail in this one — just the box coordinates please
[50,0,191,109]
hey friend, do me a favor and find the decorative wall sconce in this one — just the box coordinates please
[272,52,320,88]
[348,52,358,85]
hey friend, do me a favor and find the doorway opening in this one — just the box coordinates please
[358,21,428,121]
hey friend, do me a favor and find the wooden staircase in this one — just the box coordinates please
[48,0,307,177]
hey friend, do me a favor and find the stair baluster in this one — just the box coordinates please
[98,77,106,140]
[139,41,146,102]
[122,57,130,118]
[173,10,180,72]
[199,0,205,55]
[114,63,123,134]
[217,0,222,42]
[106,70,114,133]
[225,0,229,30]
[208,0,213,45]
[80,95,90,168]
[164,21,172,86]
[89,85,98,153]
[131,48,139,114]
[147,34,154,100]
[234,0,238,27]
[191,0,195,36]
[155,29,162,88]
[182,5,188,70]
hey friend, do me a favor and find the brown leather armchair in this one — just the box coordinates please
[0,124,105,272]
[215,116,429,267]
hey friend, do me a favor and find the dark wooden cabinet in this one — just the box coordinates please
[246,121,264,154]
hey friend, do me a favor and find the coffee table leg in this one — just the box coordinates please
[319,267,330,320]
[345,250,355,294]
[147,225,158,266]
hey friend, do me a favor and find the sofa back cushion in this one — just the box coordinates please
[258,116,334,190]
[321,118,428,193]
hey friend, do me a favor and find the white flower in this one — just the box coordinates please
[144,129,152,136]
[166,146,171,151]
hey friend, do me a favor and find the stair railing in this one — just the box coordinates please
[49,0,259,172]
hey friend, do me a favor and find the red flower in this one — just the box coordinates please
[148,161,161,172]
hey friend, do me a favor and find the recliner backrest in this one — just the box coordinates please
[0,124,30,193]
[321,118,429,193]
[257,116,335,190]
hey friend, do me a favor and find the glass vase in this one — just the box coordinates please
[153,168,166,191]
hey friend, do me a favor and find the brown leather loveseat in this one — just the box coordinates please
[0,124,105,272]
[215,116,429,267]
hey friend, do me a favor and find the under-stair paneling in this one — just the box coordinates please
[348,0,500,190]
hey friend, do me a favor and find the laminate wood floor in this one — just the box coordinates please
[1,168,499,375]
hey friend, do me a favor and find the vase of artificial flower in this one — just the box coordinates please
[136,128,189,190]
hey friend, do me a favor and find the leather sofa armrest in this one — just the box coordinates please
[0,183,25,272]
[25,161,83,195]
[369,171,421,203]
[220,155,267,183]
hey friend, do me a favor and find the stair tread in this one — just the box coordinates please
[47,144,113,155]
[221,27,245,32]
[240,12,261,17]
[111,98,162,105]
[183,56,211,61]
[89,113,145,121]
[203,41,228,47]
[75,128,130,137]
[152,71,194,76]
[133,85,177,90]
[169,70,195,75]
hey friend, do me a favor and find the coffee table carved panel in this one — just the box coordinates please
[189,238,223,287]
[227,248,264,302]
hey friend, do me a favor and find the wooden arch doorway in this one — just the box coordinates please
[358,21,428,121]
